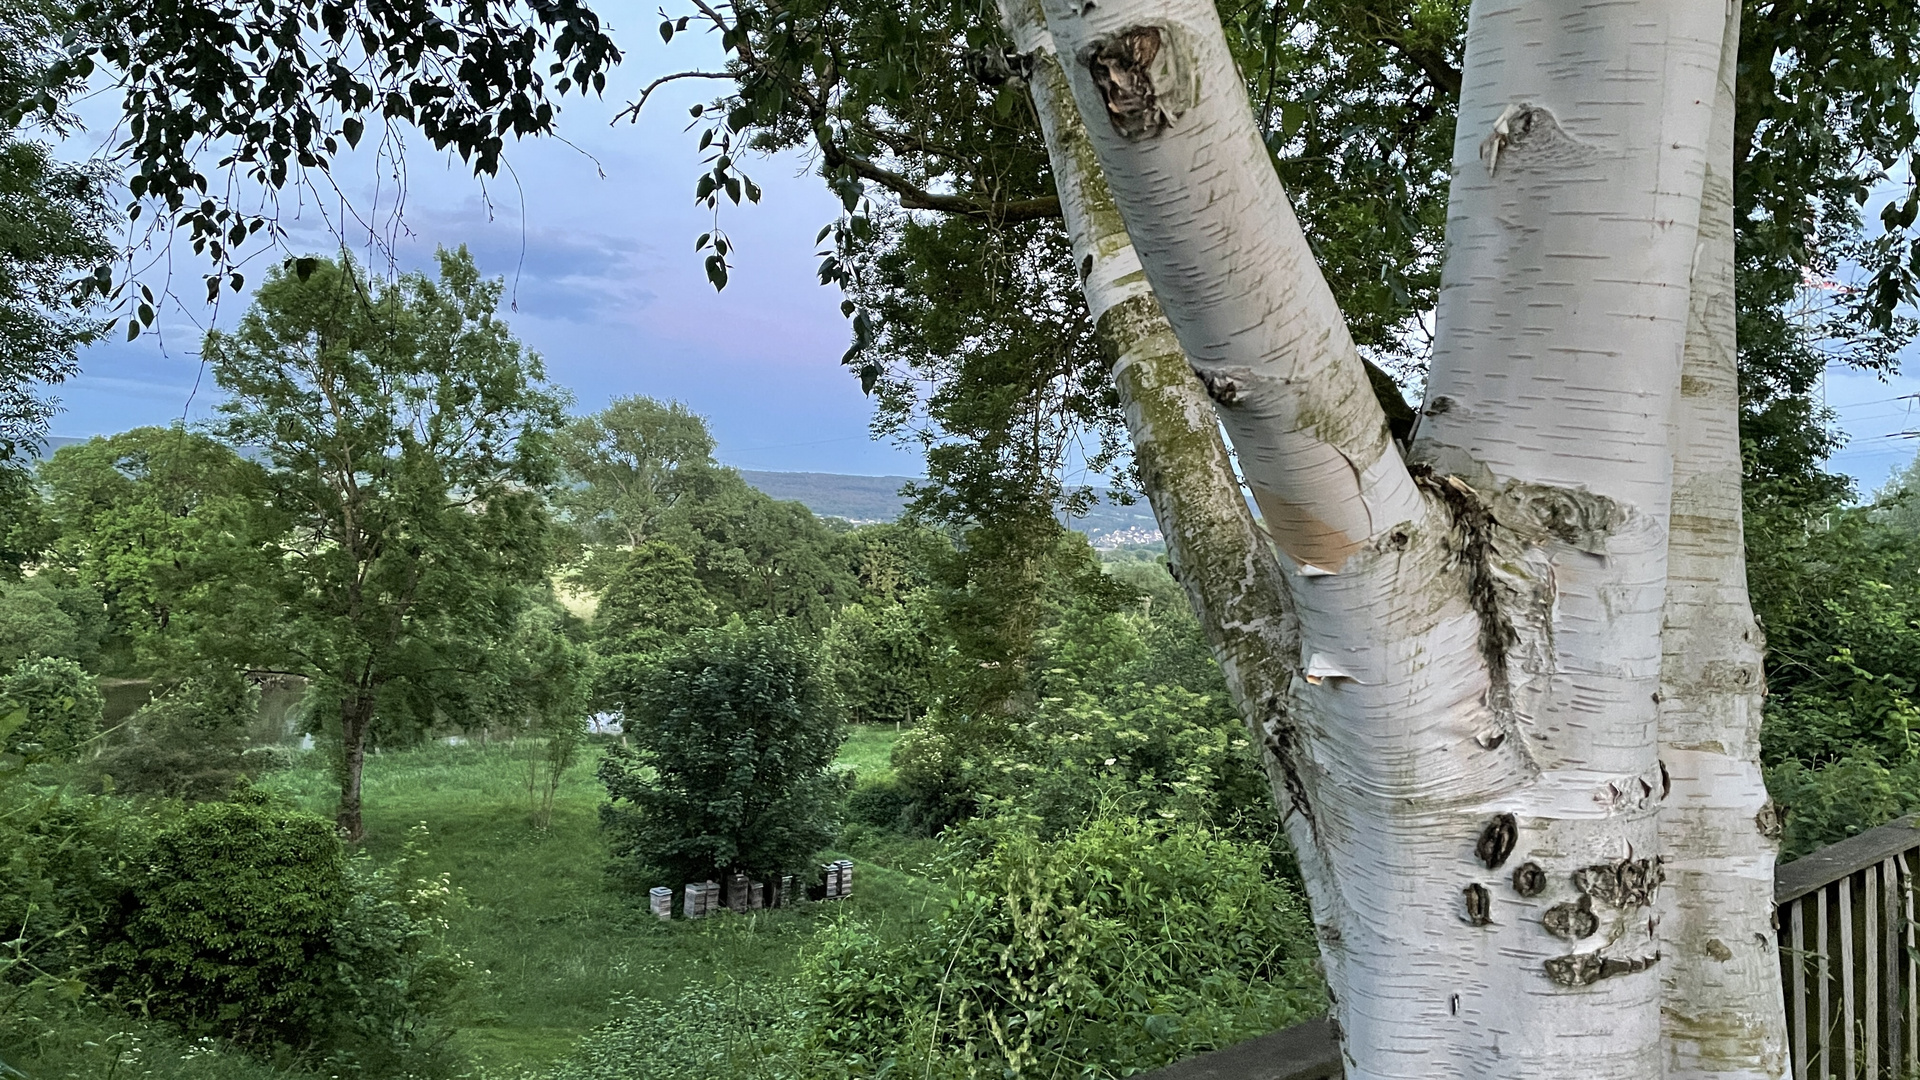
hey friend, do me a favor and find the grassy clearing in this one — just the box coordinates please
[252,728,924,1076]
[834,723,904,782]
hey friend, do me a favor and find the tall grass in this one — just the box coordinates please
[255,731,923,1074]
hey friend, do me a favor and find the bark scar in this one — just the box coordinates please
[1260,697,1318,838]
[1081,26,1183,139]
[1544,951,1659,987]
[1412,465,1520,738]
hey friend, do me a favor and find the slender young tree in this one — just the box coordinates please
[204,248,565,840]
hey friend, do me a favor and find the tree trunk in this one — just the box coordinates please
[1025,0,1773,1073]
[337,690,375,841]
[1657,4,1789,1076]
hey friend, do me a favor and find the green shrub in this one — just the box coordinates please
[890,683,1272,839]
[800,815,1326,1078]
[324,825,470,1075]
[239,744,299,774]
[0,787,154,986]
[0,655,104,762]
[843,777,914,831]
[547,985,806,1080]
[99,795,350,1048]
[822,594,943,726]
[93,798,466,1070]
[1017,683,1272,836]
[888,708,1021,833]
[1767,753,1920,859]
[598,620,850,886]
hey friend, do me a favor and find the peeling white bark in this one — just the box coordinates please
[1014,0,1777,1073]
[1030,0,1424,575]
[1658,6,1790,1077]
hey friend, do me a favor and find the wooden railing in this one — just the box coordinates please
[1138,814,1920,1080]
[1778,813,1920,1078]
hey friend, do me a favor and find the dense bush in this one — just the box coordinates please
[99,796,351,1047]
[95,796,466,1068]
[843,776,915,831]
[599,619,850,886]
[0,785,154,985]
[800,815,1325,1078]
[1016,683,1272,836]
[0,655,104,761]
[1747,489,1920,853]
[890,590,1269,837]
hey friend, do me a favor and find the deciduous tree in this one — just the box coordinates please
[203,248,565,840]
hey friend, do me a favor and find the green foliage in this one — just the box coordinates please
[800,815,1324,1079]
[558,396,862,636]
[323,826,470,1075]
[458,603,597,830]
[36,426,276,674]
[88,676,258,801]
[0,462,51,575]
[821,592,943,726]
[557,396,719,551]
[890,679,1269,841]
[96,797,467,1067]
[888,557,1261,837]
[592,540,716,659]
[48,0,617,329]
[0,655,102,761]
[1735,0,1920,492]
[202,247,567,836]
[598,620,849,885]
[0,573,103,667]
[0,784,153,987]
[927,519,1136,715]
[0,130,114,462]
[99,796,351,1048]
[674,478,859,632]
[1016,684,1271,838]
[545,985,804,1080]
[1,995,327,1080]
[1765,754,1920,859]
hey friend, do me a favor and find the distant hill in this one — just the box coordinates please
[737,470,917,524]
[31,440,1163,548]
[738,469,1163,549]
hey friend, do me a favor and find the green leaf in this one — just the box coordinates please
[342,116,364,148]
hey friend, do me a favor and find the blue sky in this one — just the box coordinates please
[49,8,926,477]
[40,12,1920,490]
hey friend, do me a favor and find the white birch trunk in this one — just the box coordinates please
[1657,5,1790,1076]
[1025,0,1770,1074]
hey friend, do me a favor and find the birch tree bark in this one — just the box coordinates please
[1658,4,1790,1076]
[1016,0,1772,1074]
